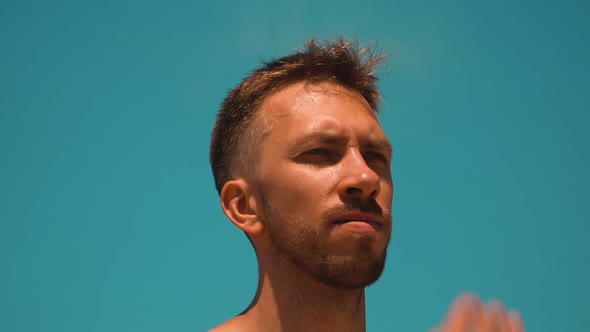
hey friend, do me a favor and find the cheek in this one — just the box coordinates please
[381,182,394,209]
[265,167,335,207]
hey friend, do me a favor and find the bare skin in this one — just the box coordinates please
[210,81,525,332]
[431,294,526,332]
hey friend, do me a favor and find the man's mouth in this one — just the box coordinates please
[331,213,384,232]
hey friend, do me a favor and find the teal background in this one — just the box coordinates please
[1,0,588,331]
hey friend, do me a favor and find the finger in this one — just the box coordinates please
[442,293,486,331]
[484,300,510,331]
[508,310,525,332]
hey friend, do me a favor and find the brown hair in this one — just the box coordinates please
[209,38,386,194]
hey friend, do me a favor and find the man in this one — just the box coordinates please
[208,39,525,332]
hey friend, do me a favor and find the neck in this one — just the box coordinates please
[238,255,367,332]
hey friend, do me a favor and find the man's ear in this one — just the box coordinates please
[220,179,264,236]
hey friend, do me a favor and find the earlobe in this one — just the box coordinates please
[220,179,264,236]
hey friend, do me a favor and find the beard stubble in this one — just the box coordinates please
[261,194,392,290]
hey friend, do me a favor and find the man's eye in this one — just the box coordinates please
[306,148,331,155]
[364,151,389,164]
[297,148,339,164]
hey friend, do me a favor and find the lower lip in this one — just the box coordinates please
[335,221,381,233]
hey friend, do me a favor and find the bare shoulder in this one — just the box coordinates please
[208,316,250,332]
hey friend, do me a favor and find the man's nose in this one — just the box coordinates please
[337,151,381,200]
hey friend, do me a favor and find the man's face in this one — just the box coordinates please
[254,81,393,289]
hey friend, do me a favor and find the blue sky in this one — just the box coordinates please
[1,0,588,331]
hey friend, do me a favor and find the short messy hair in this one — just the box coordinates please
[209,38,386,194]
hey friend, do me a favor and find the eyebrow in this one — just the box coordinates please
[293,132,347,146]
[291,132,393,155]
[366,139,393,156]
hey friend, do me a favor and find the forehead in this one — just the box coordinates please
[259,81,385,138]
[260,82,380,127]
[263,81,371,114]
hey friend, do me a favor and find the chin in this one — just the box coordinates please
[314,251,387,290]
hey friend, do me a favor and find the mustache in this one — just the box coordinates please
[321,197,392,223]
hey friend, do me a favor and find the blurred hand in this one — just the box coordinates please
[431,293,525,332]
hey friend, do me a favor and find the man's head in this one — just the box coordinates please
[210,39,393,289]
[210,38,385,194]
